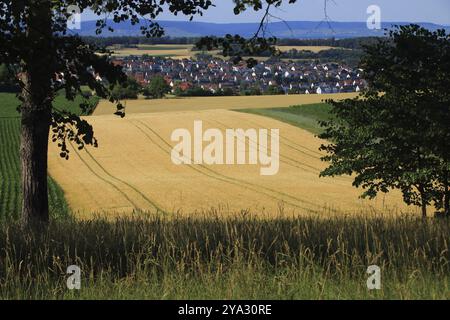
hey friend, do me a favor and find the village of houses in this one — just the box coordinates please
[112,55,366,95]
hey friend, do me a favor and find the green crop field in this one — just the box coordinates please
[0,92,98,220]
[237,103,334,135]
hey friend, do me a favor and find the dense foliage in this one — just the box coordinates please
[319,25,450,217]
[143,75,171,99]
[111,77,142,100]
[83,35,382,51]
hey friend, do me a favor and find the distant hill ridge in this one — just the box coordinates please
[76,20,450,39]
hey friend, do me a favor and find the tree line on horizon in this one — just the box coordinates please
[83,35,381,50]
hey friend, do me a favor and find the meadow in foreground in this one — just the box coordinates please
[0,212,448,299]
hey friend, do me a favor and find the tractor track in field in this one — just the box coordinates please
[207,119,351,187]
[236,116,325,157]
[130,120,318,213]
[129,120,315,210]
[131,119,326,213]
[233,116,352,183]
[211,118,322,161]
[47,109,406,217]
[70,140,163,212]
[208,119,322,174]
[83,148,163,212]
[46,94,408,217]
[69,141,140,209]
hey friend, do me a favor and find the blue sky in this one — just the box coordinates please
[82,0,450,25]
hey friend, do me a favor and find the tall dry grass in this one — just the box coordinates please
[0,211,448,299]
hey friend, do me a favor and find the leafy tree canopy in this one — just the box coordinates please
[319,25,450,217]
[143,75,171,99]
[111,77,141,100]
[0,0,300,222]
[0,0,295,156]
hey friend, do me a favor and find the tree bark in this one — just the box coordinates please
[20,101,51,224]
[418,185,427,218]
[444,171,449,217]
[20,1,54,225]
[420,197,427,218]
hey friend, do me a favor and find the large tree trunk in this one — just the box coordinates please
[20,101,51,224]
[20,1,54,225]
[420,198,427,218]
[444,171,449,217]
[418,185,427,218]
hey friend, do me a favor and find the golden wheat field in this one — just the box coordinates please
[48,100,409,219]
[276,45,335,52]
[109,44,338,59]
[93,93,358,115]
[110,44,195,58]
